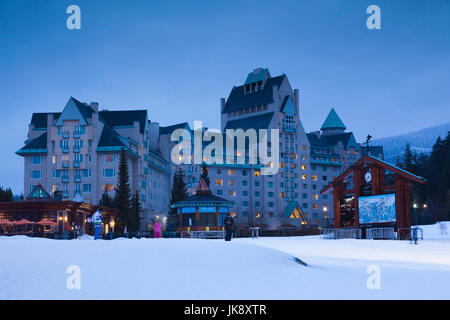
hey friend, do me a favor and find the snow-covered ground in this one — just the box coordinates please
[1,223,449,300]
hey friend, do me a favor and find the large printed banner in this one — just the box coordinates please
[358,193,396,224]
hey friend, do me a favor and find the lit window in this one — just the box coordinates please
[254,170,260,177]
[302,174,307,180]
[312,175,318,181]
[228,169,235,175]
[102,184,114,192]
[215,179,223,185]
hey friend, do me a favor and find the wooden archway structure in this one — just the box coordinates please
[320,156,426,231]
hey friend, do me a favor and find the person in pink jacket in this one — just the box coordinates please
[154,220,162,238]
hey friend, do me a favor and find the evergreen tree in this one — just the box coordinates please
[168,169,188,231]
[201,163,210,187]
[115,149,132,234]
[99,192,115,208]
[397,134,450,224]
[0,187,13,202]
[427,134,450,221]
[130,191,143,233]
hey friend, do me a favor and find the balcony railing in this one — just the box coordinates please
[62,131,70,139]
[62,191,69,198]
[62,160,69,168]
[62,176,69,183]
[73,131,81,139]
[73,161,80,168]
[74,176,81,183]
[62,147,69,153]
[282,124,296,133]
[73,146,80,153]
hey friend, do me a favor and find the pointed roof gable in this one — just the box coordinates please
[320,155,426,194]
[56,97,92,126]
[321,108,346,130]
[284,201,307,224]
[196,177,211,195]
[280,95,296,115]
[26,184,51,200]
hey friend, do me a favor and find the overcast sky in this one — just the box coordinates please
[1,0,449,194]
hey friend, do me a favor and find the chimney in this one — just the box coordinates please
[294,89,299,114]
[220,98,226,113]
[90,102,99,113]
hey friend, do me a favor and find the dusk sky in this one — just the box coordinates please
[1,0,449,194]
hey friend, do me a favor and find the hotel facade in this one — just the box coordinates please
[17,68,381,230]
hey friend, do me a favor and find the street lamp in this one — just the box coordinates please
[322,206,328,228]
[413,203,418,226]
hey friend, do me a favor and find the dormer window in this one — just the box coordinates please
[244,80,263,94]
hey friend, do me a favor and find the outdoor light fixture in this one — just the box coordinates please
[423,204,427,208]
[413,203,418,208]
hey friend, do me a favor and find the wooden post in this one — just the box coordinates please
[404,181,412,228]
[332,182,342,228]
[353,167,362,227]
[195,207,199,226]
[216,207,219,226]
[394,176,405,229]
[371,166,382,195]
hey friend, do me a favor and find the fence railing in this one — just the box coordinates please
[366,227,395,240]
[320,228,361,239]
[181,230,225,239]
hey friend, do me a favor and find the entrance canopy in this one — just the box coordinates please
[284,201,307,225]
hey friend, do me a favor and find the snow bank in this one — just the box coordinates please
[1,224,449,299]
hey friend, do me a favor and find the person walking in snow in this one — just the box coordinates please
[224,212,234,241]
[439,222,448,235]
[92,207,103,240]
[154,219,162,238]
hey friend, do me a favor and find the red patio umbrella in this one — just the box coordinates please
[0,219,13,226]
[35,219,57,226]
[13,219,34,226]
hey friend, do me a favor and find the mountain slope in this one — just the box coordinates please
[371,123,450,163]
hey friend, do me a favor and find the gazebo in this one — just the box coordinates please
[170,177,235,233]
